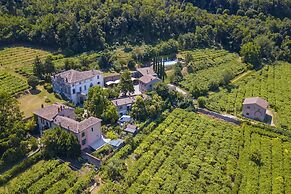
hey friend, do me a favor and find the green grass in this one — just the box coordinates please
[100,109,291,193]
[17,85,64,118]
[206,62,291,131]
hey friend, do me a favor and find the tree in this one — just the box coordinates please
[127,60,136,69]
[102,104,118,124]
[240,42,261,69]
[85,86,118,124]
[43,56,55,75]
[0,90,23,130]
[33,56,43,79]
[27,75,39,90]
[99,52,112,69]
[131,96,147,121]
[41,127,80,158]
[171,63,183,84]
[197,96,207,108]
[119,70,134,96]
[104,159,126,181]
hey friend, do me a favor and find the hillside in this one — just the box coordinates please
[99,109,291,193]
[206,62,291,131]
[0,0,290,65]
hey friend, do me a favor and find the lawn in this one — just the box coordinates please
[99,109,291,193]
[206,62,291,131]
[18,85,64,118]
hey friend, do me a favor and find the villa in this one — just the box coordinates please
[34,103,103,150]
[51,69,104,105]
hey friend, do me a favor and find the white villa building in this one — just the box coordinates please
[33,103,103,150]
[51,69,104,105]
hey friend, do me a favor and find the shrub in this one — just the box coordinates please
[44,83,53,93]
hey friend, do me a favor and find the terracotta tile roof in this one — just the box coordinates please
[139,75,160,84]
[111,96,137,106]
[53,69,102,84]
[33,103,74,121]
[243,97,269,109]
[54,116,102,133]
[137,66,156,76]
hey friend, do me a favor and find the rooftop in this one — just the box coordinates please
[33,103,74,121]
[124,124,138,134]
[243,97,269,109]
[137,66,156,76]
[53,69,102,84]
[54,116,102,133]
[112,96,137,106]
[139,75,160,84]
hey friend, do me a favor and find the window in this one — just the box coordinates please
[79,87,82,92]
[90,83,93,87]
[79,82,82,84]
[84,85,87,90]
[91,128,94,132]
[97,76,99,79]
[72,89,75,94]
[97,82,100,85]
[82,132,85,137]
[247,106,250,109]
[82,139,86,145]
[246,113,249,116]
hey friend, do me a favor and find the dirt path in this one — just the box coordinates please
[231,70,253,83]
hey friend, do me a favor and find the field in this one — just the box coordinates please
[0,72,29,95]
[100,109,291,193]
[0,159,94,194]
[206,62,291,131]
[179,49,249,97]
[0,46,52,76]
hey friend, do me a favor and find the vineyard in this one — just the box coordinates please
[179,49,249,97]
[100,109,291,193]
[0,159,94,194]
[206,62,291,131]
[0,46,52,76]
[0,72,29,95]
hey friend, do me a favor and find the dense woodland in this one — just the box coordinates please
[186,0,291,19]
[0,0,290,64]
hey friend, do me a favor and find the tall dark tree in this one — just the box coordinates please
[33,56,43,79]
[43,56,55,75]
[119,70,134,96]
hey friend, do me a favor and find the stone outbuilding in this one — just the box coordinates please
[242,97,269,122]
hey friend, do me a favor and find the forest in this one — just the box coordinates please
[0,0,290,65]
